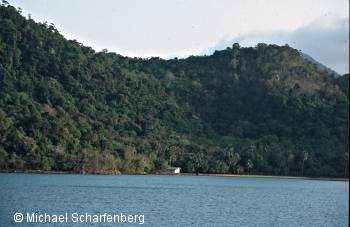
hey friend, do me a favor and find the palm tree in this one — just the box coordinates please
[344,153,349,178]
[301,151,308,176]
[247,159,253,175]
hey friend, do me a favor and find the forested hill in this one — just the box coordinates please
[0,4,348,177]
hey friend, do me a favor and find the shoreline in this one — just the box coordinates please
[0,170,348,181]
[194,173,349,181]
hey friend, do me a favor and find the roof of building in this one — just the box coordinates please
[166,167,181,170]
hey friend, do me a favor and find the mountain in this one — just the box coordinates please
[301,52,340,77]
[0,4,348,177]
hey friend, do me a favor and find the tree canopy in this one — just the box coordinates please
[0,4,348,177]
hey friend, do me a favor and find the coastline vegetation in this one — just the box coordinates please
[0,3,348,177]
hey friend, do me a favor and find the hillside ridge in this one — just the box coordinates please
[0,4,348,177]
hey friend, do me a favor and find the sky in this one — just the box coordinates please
[7,0,350,74]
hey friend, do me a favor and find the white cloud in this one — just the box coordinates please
[7,0,349,73]
[202,15,349,74]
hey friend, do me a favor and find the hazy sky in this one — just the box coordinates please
[7,0,350,74]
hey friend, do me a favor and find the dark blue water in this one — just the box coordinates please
[0,173,348,226]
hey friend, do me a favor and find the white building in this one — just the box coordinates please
[166,167,181,174]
